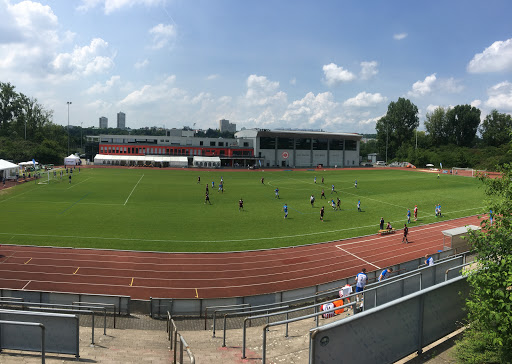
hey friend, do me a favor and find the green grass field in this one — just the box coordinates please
[0,167,485,252]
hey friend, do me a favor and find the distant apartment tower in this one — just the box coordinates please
[219,119,236,133]
[117,112,126,129]
[99,116,108,128]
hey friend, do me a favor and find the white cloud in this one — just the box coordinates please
[245,75,287,106]
[426,104,439,114]
[51,38,114,78]
[0,1,60,74]
[134,59,149,69]
[408,73,437,97]
[485,81,512,111]
[322,63,356,86]
[78,0,164,14]
[358,115,384,126]
[394,33,408,40]
[343,92,386,107]
[360,61,378,80]
[438,77,464,93]
[471,99,482,108]
[206,74,219,80]
[85,75,121,94]
[467,38,512,73]
[149,23,176,50]
[289,77,296,85]
[282,92,338,125]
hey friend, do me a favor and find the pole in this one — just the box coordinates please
[385,123,388,164]
[67,101,72,155]
[81,122,83,151]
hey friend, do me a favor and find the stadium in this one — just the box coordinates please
[0,153,486,363]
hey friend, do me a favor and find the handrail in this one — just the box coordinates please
[0,320,45,364]
[0,300,106,344]
[213,304,289,337]
[445,261,474,281]
[367,272,422,309]
[416,251,468,269]
[166,311,195,364]
[221,305,289,347]
[73,301,116,328]
[241,295,358,359]
[260,301,356,364]
[204,303,250,330]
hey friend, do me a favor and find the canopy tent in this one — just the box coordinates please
[19,161,39,167]
[93,154,188,168]
[64,154,80,166]
[193,156,221,168]
[0,159,20,179]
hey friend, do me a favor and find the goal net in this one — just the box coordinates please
[451,167,475,177]
[37,168,65,184]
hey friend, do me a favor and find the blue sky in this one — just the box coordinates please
[1,0,512,133]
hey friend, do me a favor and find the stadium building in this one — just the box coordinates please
[88,129,361,168]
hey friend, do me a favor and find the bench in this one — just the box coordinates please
[379,229,395,235]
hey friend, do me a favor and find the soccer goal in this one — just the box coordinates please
[451,167,475,177]
[37,168,64,184]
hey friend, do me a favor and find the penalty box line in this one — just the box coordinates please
[335,245,380,269]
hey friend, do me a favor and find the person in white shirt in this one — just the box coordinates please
[425,254,434,266]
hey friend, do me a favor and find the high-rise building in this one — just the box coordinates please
[117,112,126,129]
[99,116,108,128]
[219,119,236,133]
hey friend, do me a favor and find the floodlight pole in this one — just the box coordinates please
[67,101,72,155]
[81,122,83,151]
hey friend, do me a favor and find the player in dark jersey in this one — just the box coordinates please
[239,198,244,211]
[320,206,325,221]
[205,192,211,204]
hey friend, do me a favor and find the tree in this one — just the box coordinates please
[445,104,481,147]
[376,98,419,160]
[458,163,512,362]
[425,106,449,146]
[479,109,512,147]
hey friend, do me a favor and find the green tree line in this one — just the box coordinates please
[371,97,512,170]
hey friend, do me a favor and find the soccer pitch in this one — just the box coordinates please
[0,167,485,252]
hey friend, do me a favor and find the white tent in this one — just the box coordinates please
[0,159,20,179]
[193,156,221,168]
[93,154,188,167]
[64,154,80,166]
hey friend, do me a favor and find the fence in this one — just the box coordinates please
[309,275,469,364]
[0,309,79,358]
[0,321,45,363]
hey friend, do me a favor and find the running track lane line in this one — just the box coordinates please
[124,174,144,206]
[22,280,31,290]
[335,246,381,269]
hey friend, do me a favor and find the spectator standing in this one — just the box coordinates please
[379,217,385,230]
[378,267,393,281]
[425,254,434,266]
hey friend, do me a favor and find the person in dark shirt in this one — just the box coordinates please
[380,217,385,230]
[205,193,211,204]
[402,224,409,244]
[239,198,244,211]
[320,206,325,222]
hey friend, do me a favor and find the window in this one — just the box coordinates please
[260,137,276,149]
[345,140,357,151]
[313,139,328,150]
[124,147,127,153]
[218,142,224,147]
[295,138,311,150]
[329,139,344,150]
[244,142,249,147]
[100,146,103,153]
[278,137,294,149]
[210,141,216,146]
[200,141,203,146]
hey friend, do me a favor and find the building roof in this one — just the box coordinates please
[236,129,362,140]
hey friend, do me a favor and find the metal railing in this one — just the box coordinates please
[73,301,117,328]
[166,312,195,364]
[445,261,474,280]
[0,320,45,364]
[0,300,107,345]
[204,303,250,330]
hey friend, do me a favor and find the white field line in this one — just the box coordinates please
[67,177,92,190]
[335,246,380,269]
[124,174,144,206]
[0,188,36,204]
[0,207,482,244]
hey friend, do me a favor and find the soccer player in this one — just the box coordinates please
[314,176,317,184]
[354,268,368,293]
[206,184,209,193]
[357,200,361,212]
[331,199,336,210]
[438,204,442,217]
[68,175,71,184]
[212,181,215,188]
[336,197,341,210]
[239,198,244,211]
[331,184,337,194]
[402,224,409,244]
[354,179,357,188]
[378,267,393,282]
[310,195,315,207]
[274,187,280,199]
[218,182,223,193]
[261,177,264,184]
[425,254,434,266]
[283,203,288,218]
[321,176,324,184]
[407,209,411,224]
[197,176,200,184]
[320,189,326,199]
[205,192,211,204]
[414,205,418,221]
[320,206,325,221]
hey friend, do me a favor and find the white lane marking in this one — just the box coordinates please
[335,246,380,269]
[124,174,144,206]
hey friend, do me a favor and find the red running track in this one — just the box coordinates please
[0,216,481,300]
